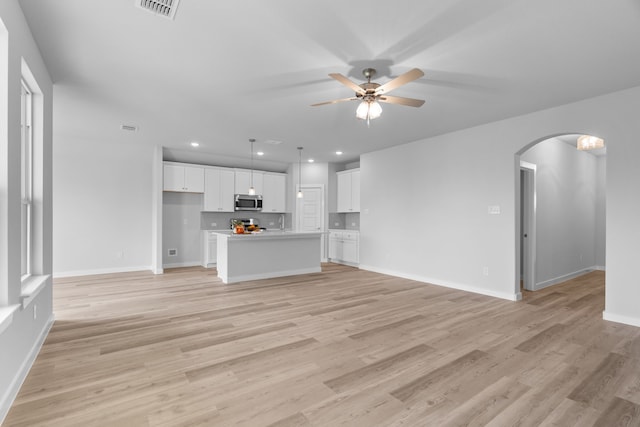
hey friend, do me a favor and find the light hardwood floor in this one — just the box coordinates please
[4,265,640,426]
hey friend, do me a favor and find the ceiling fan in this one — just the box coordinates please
[311,67,425,124]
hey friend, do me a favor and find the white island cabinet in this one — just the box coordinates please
[214,231,322,284]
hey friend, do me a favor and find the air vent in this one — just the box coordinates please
[136,0,181,20]
[264,139,283,145]
[120,124,138,132]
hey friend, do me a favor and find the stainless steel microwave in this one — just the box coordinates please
[234,194,263,211]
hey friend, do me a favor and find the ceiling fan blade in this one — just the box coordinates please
[375,68,425,94]
[329,73,366,95]
[311,97,357,107]
[378,95,425,107]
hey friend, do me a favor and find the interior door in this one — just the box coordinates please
[297,187,323,232]
[296,185,325,260]
[520,163,536,291]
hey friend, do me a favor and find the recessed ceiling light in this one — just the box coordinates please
[308,159,314,163]
[256,151,264,156]
[335,151,343,155]
[190,141,199,147]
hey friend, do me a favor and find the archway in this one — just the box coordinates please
[514,133,606,297]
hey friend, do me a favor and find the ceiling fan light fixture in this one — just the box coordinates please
[356,100,382,121]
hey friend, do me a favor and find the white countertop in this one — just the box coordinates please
[211,230,324,240]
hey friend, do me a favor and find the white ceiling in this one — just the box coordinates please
[17,0,640,171]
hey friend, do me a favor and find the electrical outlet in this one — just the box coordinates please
[168,248,178,256]
[116,251,123,259]
[488,206,501,215]
[211,222,217,227]
[183,218,188,225]
[269,222,274,226]
[335,222,339,226]
[33,304,37,320]
[483,267,489,276]
[351,222,356,226]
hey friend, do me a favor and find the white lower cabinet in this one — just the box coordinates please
[328,230,359,265]
[201,231,218,268]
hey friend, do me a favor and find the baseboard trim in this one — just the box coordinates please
[594,265,606,271]
[53,265,151,278]
[603,311,640,328]
[533,267,598,291]
[0,313,54,424]
[359,265,520,301]
[162,262,201,269]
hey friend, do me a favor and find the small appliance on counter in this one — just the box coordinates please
[234,194,262,211]
[230,218,263,234]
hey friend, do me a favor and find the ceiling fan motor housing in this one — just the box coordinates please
[357,82,380,101]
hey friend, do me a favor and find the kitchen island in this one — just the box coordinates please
[213,231,323,284]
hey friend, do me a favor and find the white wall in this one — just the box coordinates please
[162,192,202,267]
[53,138,154,276]
[361,85,640,327]
[521,138,600,287]
[0,0,53,421]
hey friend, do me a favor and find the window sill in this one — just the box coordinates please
[0,305,20,336]
[21,274,50,309]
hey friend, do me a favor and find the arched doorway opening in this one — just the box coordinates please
[515,133,606,297]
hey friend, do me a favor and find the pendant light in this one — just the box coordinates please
[296,147,304,198]
[248,138,256,195]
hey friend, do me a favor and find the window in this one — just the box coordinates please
[21,80,33,280]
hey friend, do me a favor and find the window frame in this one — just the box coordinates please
[20,79,33,282]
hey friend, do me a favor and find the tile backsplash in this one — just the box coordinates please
[201,212,291,230]
[329,212,360,230]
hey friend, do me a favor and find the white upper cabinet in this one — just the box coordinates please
[337,169,360,212]
[262,173,286,213]
[234,170,264,195]
[163,163,204,193]
[203,167,235,212]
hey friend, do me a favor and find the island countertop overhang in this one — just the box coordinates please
[212,230,325,241]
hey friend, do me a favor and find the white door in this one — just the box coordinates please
[296,185,325,260]
[520,162,536,291]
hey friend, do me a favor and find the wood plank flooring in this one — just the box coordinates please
[4,265,640,426]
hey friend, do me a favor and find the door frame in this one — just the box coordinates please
[519,160,537,292]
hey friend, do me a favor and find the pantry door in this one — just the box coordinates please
[296,185,326,259]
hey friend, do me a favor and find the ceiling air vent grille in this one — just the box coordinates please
[136,0,181,20]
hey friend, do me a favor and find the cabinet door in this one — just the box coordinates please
[183,166,204,192]
[208,234,217,265]
[351,170,361,212]
[235,170,264,195]
[337,172,352,213]
[204,168,235,212]
[163,164,185,191]
[342,240,358,264]
[235,170,250,194]
[263,173,286,212]
[204,169,222,211]
[219,169,236,212]
[328,233,342,260]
